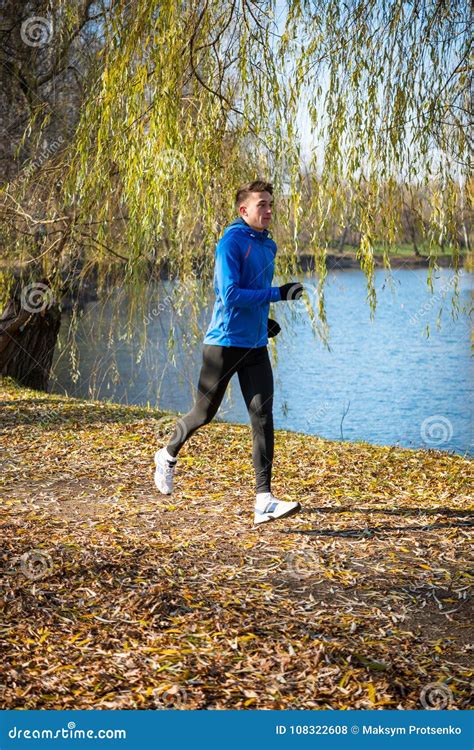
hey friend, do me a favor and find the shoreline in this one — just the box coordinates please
[298,252,467,270]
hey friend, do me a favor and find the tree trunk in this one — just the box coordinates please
[337,225,350,253]
[461,221,471,252]
[409,223,420,256]
[0,279,61,392]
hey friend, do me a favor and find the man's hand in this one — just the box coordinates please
[267,318,281,338]
[278,282,304,301]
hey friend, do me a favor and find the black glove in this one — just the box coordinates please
[278,282,304,301]
[267,318,281,338]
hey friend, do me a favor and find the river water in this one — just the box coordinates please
[51,268,473,456]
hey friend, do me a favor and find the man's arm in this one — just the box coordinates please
[215,236,281,308]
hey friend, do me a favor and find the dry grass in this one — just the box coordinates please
[0,376,472,710]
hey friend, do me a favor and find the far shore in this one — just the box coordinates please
[298,251,467,270]
[1,250,469,279]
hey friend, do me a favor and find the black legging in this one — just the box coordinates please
[166,344,274,493]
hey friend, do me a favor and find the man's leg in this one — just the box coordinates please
[237,346,274,494]
[237,346,301,524]
[165,344,238,457]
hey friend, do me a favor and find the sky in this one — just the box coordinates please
[268,0,469,183]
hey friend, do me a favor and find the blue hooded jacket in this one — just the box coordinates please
[203,217,282,348]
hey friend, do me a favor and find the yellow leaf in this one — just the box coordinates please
[339,672,351,688]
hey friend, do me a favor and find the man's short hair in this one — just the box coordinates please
[235,180,273,211]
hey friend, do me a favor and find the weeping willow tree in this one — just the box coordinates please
[0,0,471,392]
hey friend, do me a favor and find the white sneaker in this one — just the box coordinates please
[154,448,177,494]
[253,493,301,525]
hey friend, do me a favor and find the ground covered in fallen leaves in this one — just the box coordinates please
[0,376,472,710]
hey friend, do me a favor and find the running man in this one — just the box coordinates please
[154,180,304,525]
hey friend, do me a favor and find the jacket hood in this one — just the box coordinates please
[222,217,271,242]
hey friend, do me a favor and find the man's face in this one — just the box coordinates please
[239,191,273,232]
